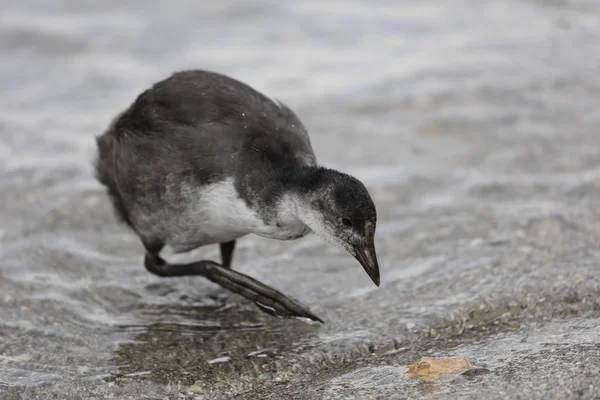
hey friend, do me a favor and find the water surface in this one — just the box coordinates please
[1,0,600,398]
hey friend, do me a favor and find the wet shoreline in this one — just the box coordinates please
[2,0,600,398]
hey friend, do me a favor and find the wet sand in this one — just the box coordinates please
[1,0,600,399]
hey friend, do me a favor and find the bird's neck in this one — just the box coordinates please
[271,165,331,236]
[239,165,336,238]
[264,191,317,241]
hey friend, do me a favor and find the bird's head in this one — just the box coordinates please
[290,168,380,286]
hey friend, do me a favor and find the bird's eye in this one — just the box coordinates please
[341,217,353,228]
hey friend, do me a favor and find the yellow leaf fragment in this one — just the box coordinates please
[405,357,474,381]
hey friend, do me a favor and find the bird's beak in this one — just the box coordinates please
[352,240,380,287]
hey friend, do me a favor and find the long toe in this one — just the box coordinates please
[200,261,323,323]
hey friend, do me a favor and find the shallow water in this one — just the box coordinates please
[1,0,600,398]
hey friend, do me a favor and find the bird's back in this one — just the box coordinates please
[117,70,302,135]
[103,70,315,180]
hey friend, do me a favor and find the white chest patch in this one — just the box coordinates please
[166,178,310,252]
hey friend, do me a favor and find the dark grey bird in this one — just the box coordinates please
[95,70,380,322]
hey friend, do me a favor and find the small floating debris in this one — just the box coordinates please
[405,357,487,382]
[247,348,276,358]
[123,370,152,377]
[207,356,231,365]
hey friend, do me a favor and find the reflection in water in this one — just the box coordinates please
[1,0,600,397]
[112,300,319,386]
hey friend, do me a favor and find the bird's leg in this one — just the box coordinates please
[220,240,236,268]
[143,251,322,323]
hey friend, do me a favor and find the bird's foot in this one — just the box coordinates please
[200,261,323,323]
[144,253,323,323]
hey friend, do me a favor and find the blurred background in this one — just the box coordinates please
[1,1,600,399]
